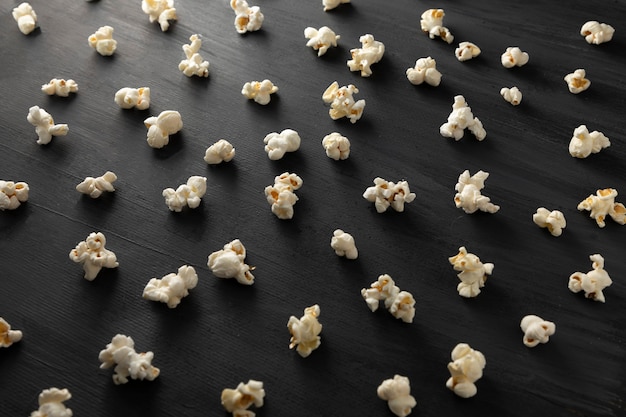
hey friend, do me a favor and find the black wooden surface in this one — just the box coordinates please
[1,1,625,416]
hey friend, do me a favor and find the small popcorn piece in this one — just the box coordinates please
[207,239,255,285]
[287,304,322,357]
[230,0,264,34]
[323,0,350,11]
[569,254,613,302]
[420,9,454,44]
[454,170,500,214]
[204,139,235,164]
[322,132,350,160]
[568,125,610,158]
[363,177,416,213]
[440,95,486,141]
[264,172,303,220]
[142,0,177,32]
[12,2,37,35]
[69,231,119,280]
[114,87,151,110]
[0,317,23,348]
[532,208,566,237]
[564,69,591,94]
[221,380,265,417]
[406,57,442,87]
[162,176,207,212]
[455,41,481,61]
[520,315,556,347]
[446,343,486,398]
[500,87,522,106]
[41,79,78,97]
[304,26,340,56]
[581,20,615,45]
[0,180,29,211]
[347,34,385,77]
[449,247,494,298]
[143,265,198,308]
[501,46,529,68]
[377,375,417,417]
[577,188,626,228]
[144,110,183,148]
[330,229,358,259]
[88,25,117,56]
[27,106,69,145]
[76,171,117,198]
[361,274,415,323]
[30,388,72,417]
[99,334,160,385]
[263,129,301,160]
[322,81,366,123]
[242,79,278,105]
[179,34,210,77]
[388,291,416,323]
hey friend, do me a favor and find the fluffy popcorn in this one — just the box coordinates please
[207,239,255,285]
[322,81,366,123]
[162,176,207,212]
[388,291,416,323]
[440,95,486,141]
[179,34,209,77]
[263,129,301,160]
[242,80,278,105]
[577,188,626,228]
[448,246,494,298]
[581,21,615,45]
[12,2,37,35]
[568,125,610,158]
[500,87,522,106]
[564,69,591,94]
[69,231,119,280]
[287,304,323,357]
[330,229,358,259]
[322,132,350,160]
[27,106,69,145]
[114,87,151,110]
[143,265,198,308]
[446,343,486,398]
[520,315,556,347]
[323,0,350,11]
[304,26,340,56]
[88,26,117,56]
[99,334,160,385]
[454,170,500,214]
[377,375,417,417]
[142,0,177,32]
[76,171,117,198]
[221,380,265,417]
[501,47,529,68]
[144,110,183,148]
[347,34,385,77]
[532,208,566,237]
[230,0,264,34]
[264,172,303,219]
[361,274,415,323]
[0,180,29,211]
[362,177,416,213]
[420,9,454,44]
[41,79,78,97]
[30,388,72,417]
[455,42,481,61]
[0,317,23,348]
[569,254,613,303]
[406,57,442,87]
[204,139,235,164]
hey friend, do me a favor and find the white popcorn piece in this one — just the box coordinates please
[41,79,78,97]
[362,177,416,213]
[0,317,23,348]
[568,125,610,158]
[230,0,264,34]
[347,34,385,77]
[179,34,210,78]
[27,106,69,145]
[501,47,529,68]
[88,26,117,56]
[142,0,177,32]
[304,26,340,56]
[242,80,278,105]
[455,41,481,62]
[361,274,415,323]
[581,21,615,45]
[532,208,566,237]
[69,231,119,280]
[143,265,198,308]
[520,315,556,347]
[323,0,350,11]
[264,172,303,219]
[322,81,366,123]
[99,334,160,385]
[144,110,183,148]
[12,2,37,35]
[440,95,486,141]
[406,57,442,87]
[263,129,301,160]
[204,139,236,164]
[577,188,626,228]
[162,176,207,212]
[114,87,151,110]
[420,9,454,44]
[322,132,350,160]
[446,343,486,398]
[388,291,416,323]
[30,388,72,417]
[221,380,265,417]
[500,87,522,106]
[454,170,500,214]
[208,239,255,285]
[564,69,591,94]
[448,246,494,298]
[569,254,613,303]
[287,304,323,357]
[0,180,29,211]
[76,171,117,198]
[377,375,417,417]
[330,229,358,259]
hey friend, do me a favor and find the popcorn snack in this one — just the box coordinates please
[577,188,626,227]
[377,375,417,417]
[304,26,340,56]
[221,380,265,417]
[564,69,590,94]
[446,343,486,398]
[501,46,529,68]
[323,0,350,11]
[0,180,29,211]
[347,34,385,77]
[144,110,183,148]
[12,2,37,35]
[569,254,613,302]
[142,0,177,32]
[115,87,151,110]
[230,0,264,34]
[330,229,358,259]
[0,317,23,348]
[361,274,416,323]
[420,9,454,44]
[27,106,69,145]
[454,170,500,214]
[204,139,235,164]
[263,129,301,160]
[449,246,494,298]
[207,239,255,285]
[99,334,160,384]
[440,95,486,141]
[179,34,209,77]
[532,208,566,237]
[406,57,442,87]
[581,20,614,45]
[41,79,78,97]
[264,172,303,219]
[520,315,556,347]
[287,304,322,357]
[455,41,481,61]
[69,231,119,280]
[162,176,207,212]
[88,25,117,56]
[568,125,610,158]
[363,177,416,213]
[500,86,522,106]
[30,388,72,417]
[242,80,278,105]
[76,171,117,198]
[322,132,350,160]
[322,81,365,123]
[143,265,198,308]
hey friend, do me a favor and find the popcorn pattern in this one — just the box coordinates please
[569,254,613,302]
[88,25,117,56]
[304,26,340,56]
[321,132,350,160]
[69,231,119,280]
[242,80,278,105]
[221,380,265,417]
[440,95,486,141]
[204,139,236,164]
[406,57,442,87]
[143,265,198,308]
[0,317,23,348]
[347,34,385,77]
[449,246,494,298]
[142,0,177,32]
[362,177,416,213]
[0,180,29,211]
[115,87,151,110]
[581,21,614,45]
[264,172,303,219]
[322,81,365,124]
[577,188,626,228]
[330,229,358,259]
[287,304,322,357]
[42,78,78,97]
[377,375,417,417]
[500,86,522,106]
[76,171,117,198]
[179,34,209,77]
[230,0,264,34]
[12,2,37,35]
[361,274,416,323]
[144,110,183,148]
[263,129,301,160]
[99,334,160,385]
[568,125,610,158]
[27,106,69,145]
[501,47,529,68]
[162,176,207,212]
[420,9,454,44]
[455,41,481,61]
[564,69,591,94]
[532,208,566,237]
[520,315,556,347]
[454,170,500,214]
[30,388,73,417]
[446,343,486,398]
[207,239,255,285]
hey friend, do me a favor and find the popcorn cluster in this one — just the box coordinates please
[179,34,209,77]
[580,20,615,45]
[264,172,303,219]
[0,317,23,348]
[162,176,207,212]
[99,334,160,385]
[143,265,198,308]
[455,42,481,61]
[321,132,350,160]
[377,375,417,417]
[115,87,151,110]
[88,26,117,56]
[207,239,255,285]
[42,79,78,97]
[501,47,529,68]
[304,26,340,56]
[564,69,591,94]
[323,0,350,12]
[204,139,236,164]
[520,315,556,347]
[532,207,566,237]
[330,229,358,259]
[454,170,500,214]
[347,34,385,77]
[144,110,183,148]
[363,177,416,213]
[30,388,72,417]
[361,274,416,323]
[230,0,264,34]
[76,171,117,198]
[568,125,610,158]
[27,106,69,145]
[0,180,29,211]
[69,231,119,280]
[263,129,301,160]
[577,188,626,228]
[446,343,486,398]
[406,57,442,87]
[500,86,522,106]
[569,254,613,302]
[12,2,37,35]
[420,9,454,44]
[322,81,365,123]
[242,79,278,105]
[448,246,494,298]
[287,304,323,357]
[221,380,265,417]
[440,95,486,141]
[142,0,177,32]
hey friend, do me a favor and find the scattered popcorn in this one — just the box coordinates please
[440,95,486,141]
[362,177,416,213]
[420,9,454,44]
[263,129,301,160]
[76,171,117,198]
[88,26,117,56]
[361,274,415,323]
[323,0,350,11]
[406,57,442,87]
[142,0,177,32]
[0,317,23,348]
[446,343,485,398]
[321,132,350,160]
[99,334,160,384]
[330,229,358,259]
[520,315,556,347]
[144,110,183,148]
[114,87,151,110]
[221,380,265,417]
[264,172,303,219]
[501,47,529,68]
[41,78,78,97]
[69,231,119,280]
[569,254,613,302]
[242,80,278,105]
[577,188,626,227]
[581,21,615,45]
[568,125,610,158]
[204,139,235,164]
[377,375,417,417]
[287,304,322,357]
[162,176,207,212]
[347,34,385,77]
[143,265,198,308]
[322,81,366,123]
[12,2,37,35]
[230,0,264,34]
[500,87,522,106]
[179,34,209,77]
[0,180,29,211]
[207,239,255,285]
[448,247,494,298]
[30,388,72,417]
[304,26,340,56]
[564,69,591,94]
[532,208,566,237]
[27,106,69,145]
[455,41,481,61]
[454,170,500,214]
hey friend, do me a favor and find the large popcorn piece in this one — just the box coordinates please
[162,176,207,212]
[446,343,486,398]
[377,375,417,417]
[88,26,117,56]
[304,26,340,56]
[322,132,350,160]
[263,129,301,160]
[420,9,454,44]
[322,81,366,124]
[287,304,323,357]
[568,125,610,158]
[99,334,160,385]
[520,315,556,347]
[30,388,72,417]
[532,207,566,237]
[361,274,416,323]
[76,171,117,198]
[12,2,37,35]
[440,95,486,141]
[406,57,442,87]
[0,317,23,348]
[577,188,626,228]
[204,139,235,164]
[363,177,416,213]
[221,380,265,417]
[500,87,522,106]
[347,34,385,77]
[230,0,264,34]
[564,69,591,94]
[143,265,198,308]
[448,246,494,298]
[242,80,278,105]
[69,232,119,280]
[569,254,613,303]
[115,87,151,110]
[323,0,350,11]
[207,239,255,285]
[330,229,358,259]
[142,0,177,32]
[264,172,303,219]
[0,180,29,211]
[501,47,529,68]
[42,79,78,97]
[27,106,69,145]
[454,170,500,214]
[581,21,615,45]
[144,110,183,148]
[455,42,481,62]
[179,34,209,78]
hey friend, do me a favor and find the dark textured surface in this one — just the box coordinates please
[1,0,625,416]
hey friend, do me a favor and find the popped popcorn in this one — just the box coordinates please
[322,132,351,160]
[41,79,78,97]
[361,274,415,323]
[264,172,303,219]
[577,188,626,227]
[569,254,613,302]
[455,42,481,61]
[323,0,350,11]
[448,246,494,298]
[330,229,358,259]
[287,304,322,357]
[406,57,442,87]
[114,87,151,110]
[242,80,278,105]
[144,110,183,148]
[142,0,177,32]
[377,375,417,417]
[263,129,301,160]
[230,0,264,34]
[12,2,37,35]
[27,106,69,145]
[362,177,416,213]
[520,315,556,347]
[347,34,385,77]
[532,208,566,237]
[581,21,614,45]
[446,343,486,398]
[388,291,416,323]
[204,139,236,164]
[500,87,522,106]
[322,81,366,123]
[0,180,29,211]
[568,125,610,158]
[207,239,255,285]
[143,265,198,308]
[99,334,160,384]
[76,171,117,198]
[0,317,22,348]
[440,95,486,141]
[30,388,72,417]
[501,47,529,68]
[69,231,119,280]
[162,176,207,212]
[88,25,117,56]
[221,380,265,417]
[304,26,340,56]
[454,170,500,214]
[564,69,591,94]
[178,34,209,77]
[420,9,454,44]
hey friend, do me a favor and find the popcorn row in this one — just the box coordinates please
[264,172,303,219]
[0,180,29,211]
[363,177,416,213]
[361,274,416,323]
[98,334,160,384]
[287,304,323,357]
[322,81,365,123]
[207,239,255,285]
[162,175,207,212]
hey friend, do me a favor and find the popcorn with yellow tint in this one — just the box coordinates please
[304,26,340,56]
[455,41,481,61]
[162,176,207,212]
[88,25,117,56]
[27,106,69,145]
[363,177,416,213]
[568,125,610,158]
[99,334,160,384]
[569,254,613,302]
[142,0,177,32]
[347,34,385,77]
[179,34,209,77]
[69,231,118,280]
[564,69,591,94]
[12,2,37,35]
[454,170,500,214]
[501,47,529,68]
[446,343,486,398]
[287,304,322,357]
[230,0,263,34]
[144,110,183,148]
[204,139,236,164]
[361,274,415,323]
[0,180,29,211]
[263,129,301,160]
[330,229,358,259]
[581,21,614,45]
[221,380,265,417]
[577,188,626,227]
[264,172,303,219]
[143,265,198,308]
[440,95,486,141]
[242,79,278,105]
[0,317,22,348]
[115,87,151,110]
[406,57,442,87]
[322,81,366,123]
[377,375,417,417]
[76,171,117,198]
[388,291,416,323]
[30,388,72,417]
[532,208,566,237]
[323,0,350,12]
[500,86,522,106]
[448,246,494,298]
[420,9,454,44]
[42,78,78,97]
[208,239,255,285]
[520,315,556,347]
